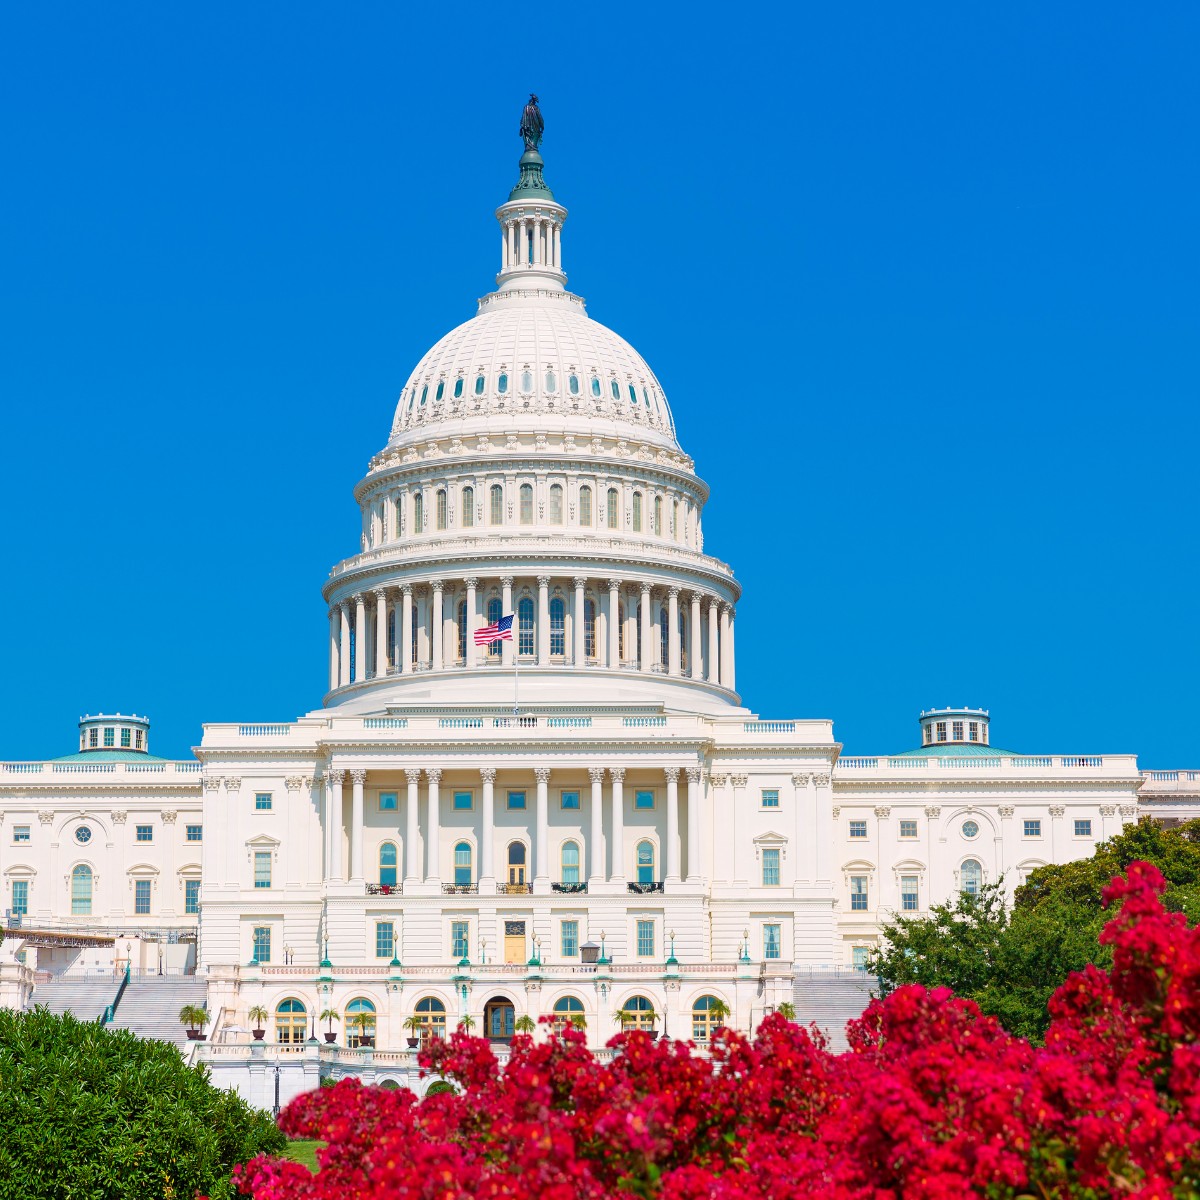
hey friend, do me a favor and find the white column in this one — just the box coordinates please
[689,592,703,679]
[707,599,720,683]
[404,769,420,885]
[425,768,442,883]
[573,576,586,665]
[685,768,702,883]
[518,218,527,265]
[374,590,388,679]
[480,767,496,883]
[339,603,351,687]
[465,577,478,667]
[639,584,652,671]
[401,585,413,674]
[501,576,514,667]
[350,770,365,882]
[534,767,550,886]
[352,594,366,683]
[553,222,561,268]
[328,609,340,691]
[667,586,680,676]
[328,771,344,883]
[720,604,733,688]
[431,581,444,671]
[665,767,681,883]
[610,767,625,882]
[607,578,620,667]
[537,576,550,666]
[391,588,401,672]
[588,766,604,883]
[726,607,735,691]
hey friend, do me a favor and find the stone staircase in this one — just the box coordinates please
[792,970,879,1052]
[107,976,209,1048]
[31,975,119,1021]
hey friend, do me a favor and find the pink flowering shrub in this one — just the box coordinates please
[234,862,1200,1198]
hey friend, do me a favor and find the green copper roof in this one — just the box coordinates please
[508,148,556,202]
[891,743,1019,759]
[51,750,173,763]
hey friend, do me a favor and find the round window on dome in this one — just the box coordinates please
[591,377,601,397]
[475,374,485,396]
[962,820,980,839]
[521,371,533,393]
[420,385,428,406]
[75,826,92,845]
[454,377,463,398]
[498,373,508,394]
[569,374,579,395]
[435,381,444,401]
[545,371,556,393]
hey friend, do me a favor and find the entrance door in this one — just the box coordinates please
[485,997,515,1039]
[507,842,527,886]
[504,920,526,964]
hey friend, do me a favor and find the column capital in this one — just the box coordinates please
[873,805,890,819]
[500,575,514,587]
[812,772,831,788]
[1099,804,1117,817]
[224,776,242,792]
[668,585,680,599]
[710,772,728,787]
[352,592,364,604]
[401,582,413,596]
[202,777,222,794]
[664,766,680,781]
[924,805,941,818]
[607,577,621,590]
[431,579,445,594]
[339,598,350,612]
[426,767,443,784]
[998,805,1015,818]
[350,770,368,786]
[707,596,721,612]
[791,772,811,786]
[730,774,748,788]
[573,576,587,588]
[536,575,551,587]
[1048,805,1066,818]
[285,777,305,793]
[464,576,478,588]
[479,767,497,783]
[687,590,703,605]
[609,767,626,783]
[686,767,703,784]
[640,581,651,596]
[588,766,606,784]
[326,770,345,786]
[404,768,422,784]
[372,588,387,602]
[721,601,733,616]
[534,767,551,783]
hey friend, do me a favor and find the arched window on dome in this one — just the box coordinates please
[475,374,485,396]
[679,608,688,672]
[659,605,668,667]
[629,384,638,404]
[436,489,448,531]
[961,859,983,896]
[611,379,620,401]
[591,376,601,398]
[461,486,474,528]
[584,599,597,659]
[549,597,565,658]
[395,496,404,540]
[498,372,509,394]
[490,484,504,526]
[414,491,424,530]
[653,496,662,537]
[457,600,467,663]
[607,488,619,529]
[379,842,398,888]
[519,484,533,525]
[548,484,563,525]
[487,597,503,658]
[672,498,680,541]
[635,600,643,664]
[632,492,643,533]
[410,605,418,665]
[618,603,626,662]
[579,485,592,527]
[518,598,535,658]
[453,377,464,399]
[520,370,533,393]
[643,386,650,407]
[435,380,444,401]
[545,371,556,394]
[275,998,307,1045]
[569,374,580,395]
[420,385,428,405]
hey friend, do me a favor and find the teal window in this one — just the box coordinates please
[75,826,92,845]
[606,487,619,528]
[414,492,424,527]
[961,859,983,895]
[550,597,565,655]
[962,820,980,838]
[474,374,485,395]
[579,485,592,526]
[420,384,428,405]
[453,791,472,811]
[103,727,114,747]
[852,946,870,969]
[436,488,447,530]
[848,820,867,838]
[379,842,398,888]
[1075,819,1092,837]
[628,384,637,404]
[591,376,601,396]
[518,598,534,656]
[435,380,444,401]
[135,824,153,843]
[12,880,28,915]
[1023,819,1041,838]
[507,790,526,810]
[451,920,469,959]
[185,879,201,913]
[453,377,463,398]
[254,851,272,888]
[12,826,29,843]
[610,379,620,400]
[498,372,509,394]
[636,840,655,884]
[252,926,271,963]
[89,728,99,748]
[569,374,579,394]
[561,841,580,884]
[762,847,781,886]
[120,727,131,748]
[636,920,654,958]
[560,791,580,810]
[521,371,532,392]
[379,792,397,811]
[134,879,151,915]
[345,998,376,1047]
[850,876,868,911]
[632,492,642,531]
[634,791,654,810]
[71,865,92,915]
[462,485,474,527]
[899,819,918,838]
[545,371,556,393]
[454,841,472,886]
[761,789,780,808]
[186,824,203,842]
[255,793,272,811]
[375,921,395,959]
[489,485,503,527]
[487,597,503,657]
[901,875,919,911]
[561,920,579,957]
[549,483,563,524]
[763,924,781,960]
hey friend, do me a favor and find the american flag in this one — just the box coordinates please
[473,613,514,646]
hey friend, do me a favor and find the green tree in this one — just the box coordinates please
[0,1007,285,1199]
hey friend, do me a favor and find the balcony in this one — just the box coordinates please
[627,882,664,894]
[497,883,533,895]
[441,883,478,895]
[365,883,403,896]
[551,882,588,895]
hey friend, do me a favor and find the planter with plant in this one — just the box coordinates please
[402,1014,423,1048]
[348,1012,374,1049]
[248,1005,269,1041]
[513,1013,536,1036]
[320,1008,340,1044]
[179,1003,210,1041]
[456,1014,476,1033]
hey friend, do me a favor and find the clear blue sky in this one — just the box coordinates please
[1,4,1196,764]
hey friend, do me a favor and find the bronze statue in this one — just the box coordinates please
[519,94,544,152]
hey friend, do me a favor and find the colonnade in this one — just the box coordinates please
[500,214,562,272]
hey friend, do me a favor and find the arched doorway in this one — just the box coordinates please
[483,994,515,1041]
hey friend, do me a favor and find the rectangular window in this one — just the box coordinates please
[850,875,869,911]
[13,826,30,844]
[634,791,654,810]
[254,851,272,888]
[901,875,919,912]
[1074,819,1092,837]
[135,729,144,749]
[636,919,655,958]
[761,788,780,808]
[120,727,131,748]
[848,820,867,839]
[89,728,98,748]
[453,791,473,811]
[255,793,272,811]
[899,819,918,839]
[103,727,114,747]
[952,720,964,741]
[507,790,526,810]
[560,791,580,810]
[375,921,395,960]
[936,721,947,742]
[184,879,201,914]
[252,926,271,964]
[186,824,203,842]
[968,722,978,742]
[135,825,153,843]
[11,880,28,915]
[451,920,470,960]
[379,792,398,811]
[762,847,781,886]
[561,920,579,958]
[852,946,870,969]
[134,879,151,915]
[1023,819,1042,838]
[763,923,782,960]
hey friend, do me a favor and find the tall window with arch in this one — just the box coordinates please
[549,596,565,657]
[618,994,656,1032]
[672,498,680,540]
[679,609,688,672]
[632,492,643,532]
[607,487,619,528]
[507,841,527,886]
[436,488,448,531]
[461,486,474,527]
[961,858,983,896]
[379,842,398,888]
[519,483,533,525]
[457,600,467,663]
[518,597,535,658]
[414,491,424,529]
[579,484,592,526]
[659,605,668,667]
[691,995,726,1043]
[410,605,418,665]
[618,602,626,662]
[275,998,307,1044]
[635,601,643,663]
[71,863,92,915]
[395,496,404,539]
[454,841,472,886]
[560,841,580,885]
[636,840,655,884]
[345,998,376,1048]
[415,996,446,1042]
[584,598,597,658]
[490,484,504,525]
[653,495,662,536]
[487,597,503,657]
[548,483,563,525]
[552,995,585,1031]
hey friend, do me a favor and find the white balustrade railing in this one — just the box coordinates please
[238,724,290,736]
[743,721,795,733]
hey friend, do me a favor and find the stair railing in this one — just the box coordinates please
[102,962,131,1025]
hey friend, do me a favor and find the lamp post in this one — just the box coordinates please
[273,1064,281,1117]
[598,930,608,965]
[479,937,487,965]
[741,929,751,963]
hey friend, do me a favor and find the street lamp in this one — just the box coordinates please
[273,1064,281,1117]
[598,930,608,965]
[741,929,751,963]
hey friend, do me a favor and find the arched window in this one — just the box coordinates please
[456,600,467,662]
[579,485,592,526]
[672,499,680,540]
[636,840,655,885]
[436,489,447,531]
[961,859,983,896]
[607,488,619,528]
[507,841,527,886]
[691,995,725,1042]
[520,370,533,393]
[518,597,535,658]
[569,374,580,395]
[474,374,485,396]
[415,997,447,1042]
[610,379,620,401]
[420,384,428,405]
[414,492,424,529]
[461,486,474,527]
[345,998,376,1048]
[591,376,601,397]
[395,497,404,539]
[635,600,643,664]
[545,371,556,393]
[560,841,580,885]
[618,602,626,661]
[549,597,565,657]
[618,994,656,1031]
[632,492,643,532]
[454,841,472,886]
[379,842,398,888]
[659,605,668,667]
[453,377,464,398]
[71,864,92,915]
[548,484,563,524]
[679,609,688,672]
[498,372,509,394]
[653,495,662,536]
[275,998,307,1044]
[584,599,597,659]
[519,483,533,525]
[490,484,503,526]
[435,380,444,401]
[410,604,418,665]
[552,995,585,1031]
[628,384,638,405]
[487,597,503,658]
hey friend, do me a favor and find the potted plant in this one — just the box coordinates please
[247,1005,269,1041]
[612,1007,658,1038]
[402,1014,423,1048]
[456,1014,476,1033]
[348,1011,375,1048]
[707,998,732,1029]
[776,1001,796,1022]
[179,1003,209,1041]
[320,1007,340,1044]
[569,1013,587,1031]
[513,1013,536,1036]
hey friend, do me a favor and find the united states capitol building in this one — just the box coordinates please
[1,107,1195,1099]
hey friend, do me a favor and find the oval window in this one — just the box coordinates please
[591,377,601,397]
[420,385,428,405]
[475,374,485,395]
[498,373,508,394]
[962,820,979,839]
[642,387,650,406]
[610,379,620,400]
[454,378,464,398]
[545,371,556,393]
[75,826,92,845]
[435,381,444,401]
[569,374,579,395]
[521,371,533,393]
[629,384,637,404]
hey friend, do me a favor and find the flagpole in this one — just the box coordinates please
[513,642,519,718]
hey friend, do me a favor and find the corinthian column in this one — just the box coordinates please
[667,587,680,676]
[537,576,550,666]
[401,584,413,675]
[610,768,625,882]
[374,590,388,679]
[607,579,620,667]
[639,583,652,671]
[328,609,339,691]
[573,577,586,665]
[685,768,702,882]
[464,577,478,667]
[689,592,702,679]
[431,581,444,671]
[534,767,550,888]
[480,767,496,884]
[425,768,442,883]
[501,576,514,667]
[707,599,720,684]
[404,769,420,885]
[350,770,366,882]
[339,603,351,687]
[588,767,605,883]
[353,593,366,683]
[665,767,681,883]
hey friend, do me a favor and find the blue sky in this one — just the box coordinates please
[0,4,1196,763]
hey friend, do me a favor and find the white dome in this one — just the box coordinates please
[387,288,679,450]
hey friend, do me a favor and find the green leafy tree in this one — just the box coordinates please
[0,1007,285,1199]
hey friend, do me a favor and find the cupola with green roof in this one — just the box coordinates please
[890,707,1019,758]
